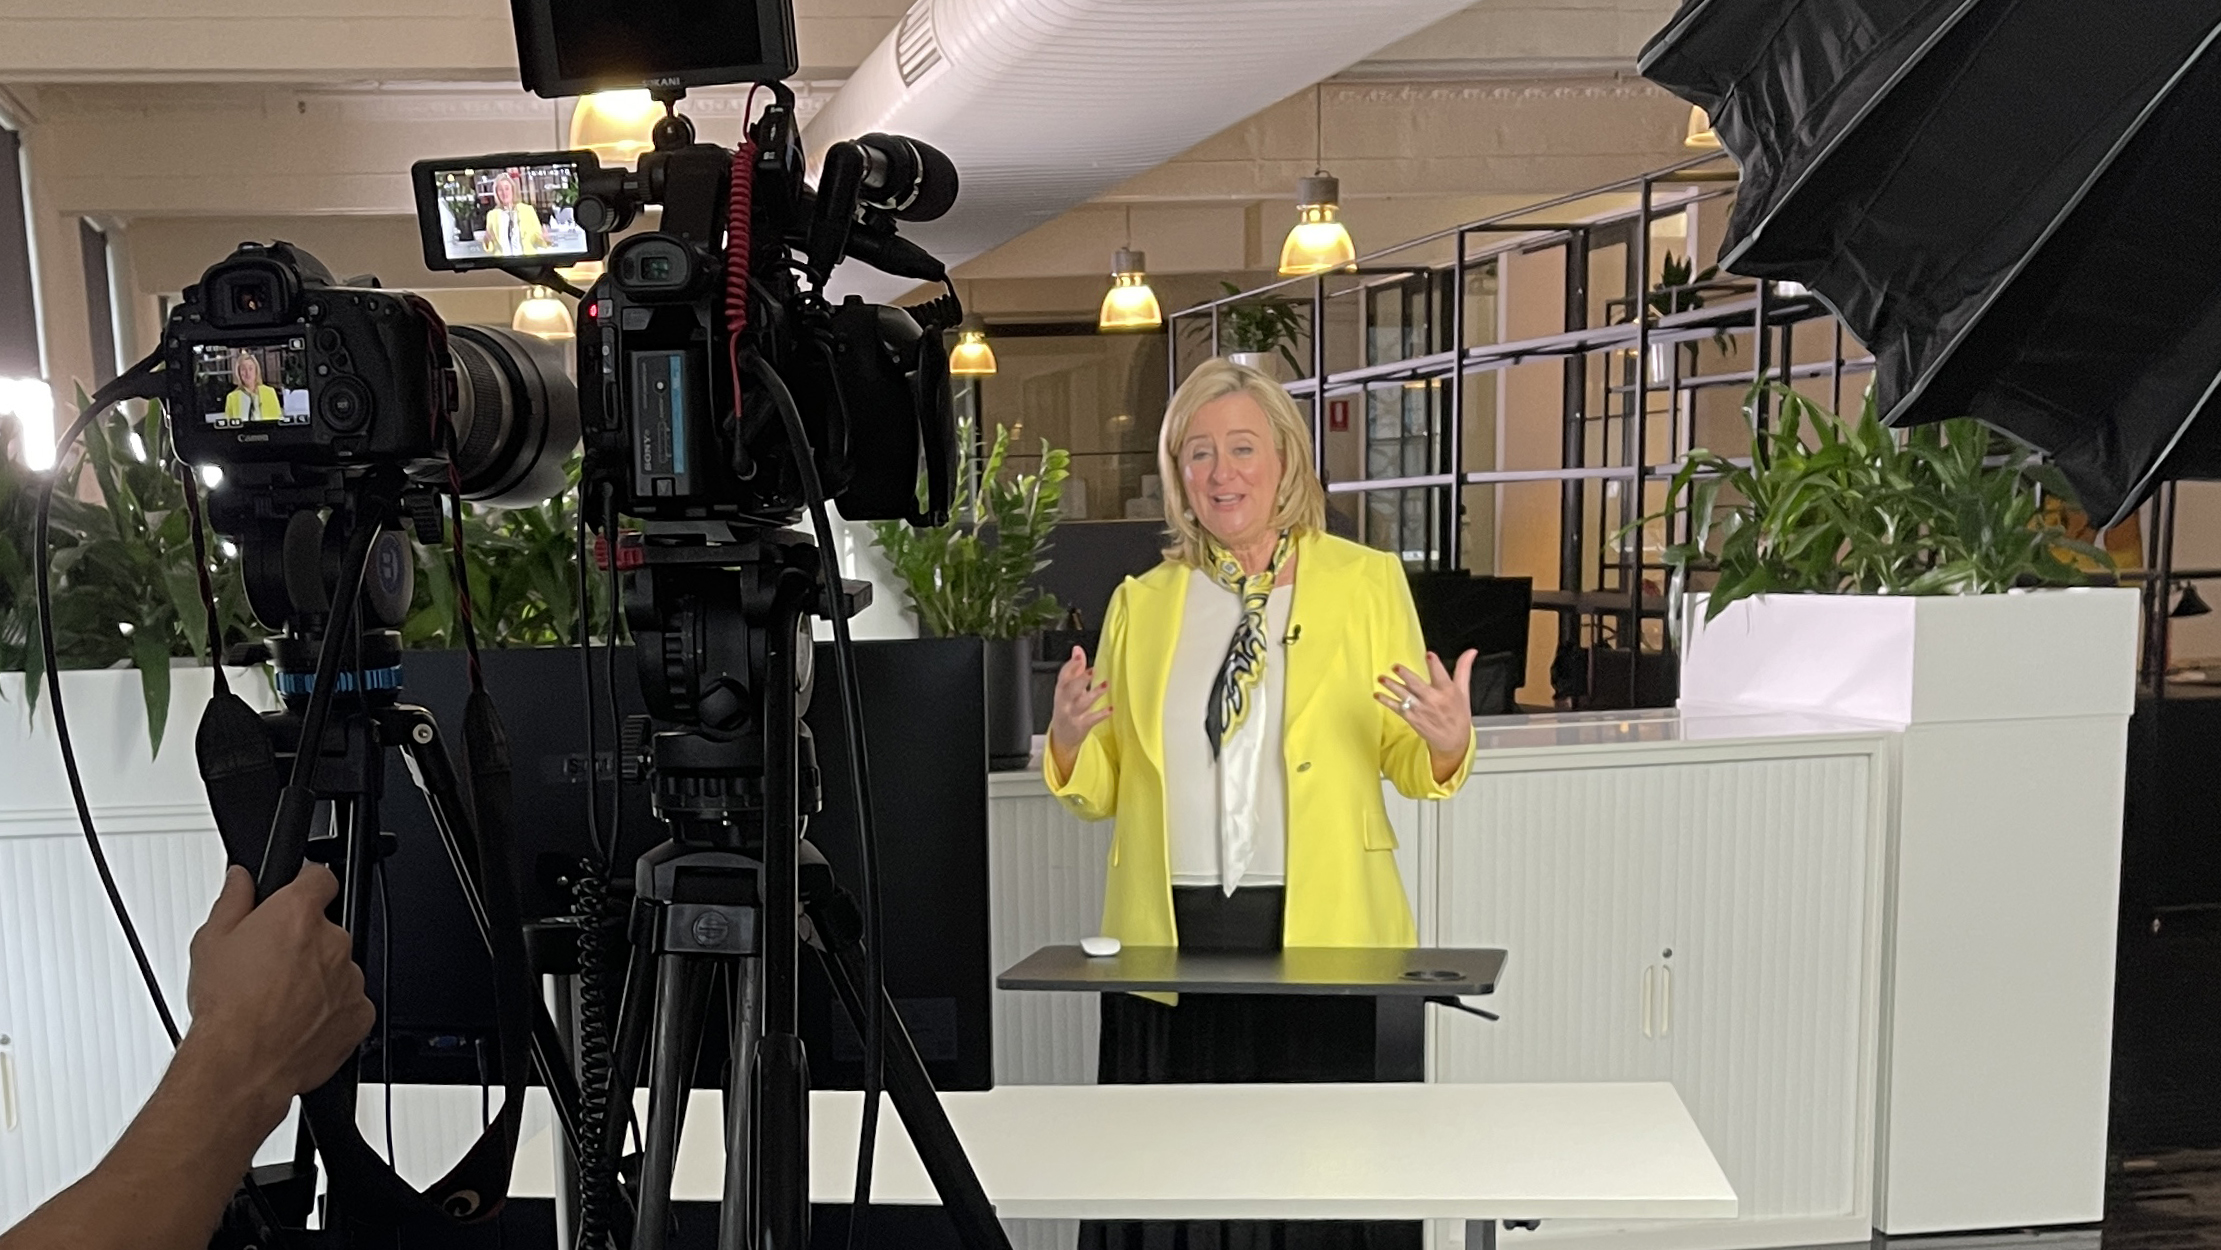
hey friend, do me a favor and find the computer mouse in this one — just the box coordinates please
[1080,935,1121,958]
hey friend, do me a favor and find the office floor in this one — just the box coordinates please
[2107,1148,2221,1250]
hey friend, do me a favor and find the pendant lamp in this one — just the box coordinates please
[513,285,575,340]
[1684,105,1721,150]
[1279,85,1357,276]
[949,313,998,375]
[570,90,661,165]
[1099,208,1162,331]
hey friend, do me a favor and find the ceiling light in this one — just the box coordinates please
[1280,85,1357,277]
[0,377,56,471]
[570,90,662,165]
[1280,175,1356,276]
[1685,105,1721,150]
[949,314,998,375]
[1099,249,1162,332]
[513,285,575,340]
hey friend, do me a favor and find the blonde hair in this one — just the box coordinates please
[1157,356,1326,568]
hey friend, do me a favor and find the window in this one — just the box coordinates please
[0,119,40,377]
[79,220,117,387]
[0,116,50,467]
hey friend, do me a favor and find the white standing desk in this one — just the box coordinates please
[510,1081,1736,1244]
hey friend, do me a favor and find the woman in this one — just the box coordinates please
[222,351,282,424]
[480,173,547,258]
[1046,357,1477,1250]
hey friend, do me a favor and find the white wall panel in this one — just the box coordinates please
[985,794,1110,1088]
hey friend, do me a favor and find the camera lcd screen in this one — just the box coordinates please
[551,0,763,84]
[194,343,310,428]
[420,159,595,267]
[513,0,797,96]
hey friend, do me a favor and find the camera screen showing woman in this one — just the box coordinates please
[195,345,309,428]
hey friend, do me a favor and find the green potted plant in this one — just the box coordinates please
[869,416,1069,769]
[1217,280,1305,378]
[2,395,257,757]
[1629,251,1732,375]
[1646,383,2104,622]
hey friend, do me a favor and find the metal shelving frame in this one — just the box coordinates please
[1168,150,1876,706]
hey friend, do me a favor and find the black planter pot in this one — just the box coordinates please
[982,635,1035,770]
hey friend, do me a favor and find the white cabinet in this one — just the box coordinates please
[0,669,273,1228]
[1431,743,1886,1250]
[0,826,226,1226]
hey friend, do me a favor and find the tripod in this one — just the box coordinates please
[198,483,584,1246]
[583,524,1010,1250]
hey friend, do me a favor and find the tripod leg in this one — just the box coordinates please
[607,926,659,1159]
[634,953,714,1250]
[814,944,1012,1250]
[716,957,762,1250]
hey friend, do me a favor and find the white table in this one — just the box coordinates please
[510,1081,1736,1243]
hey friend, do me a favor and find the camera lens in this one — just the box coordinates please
[443,325,581,507]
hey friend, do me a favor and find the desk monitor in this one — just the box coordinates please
[369,640,993,1092]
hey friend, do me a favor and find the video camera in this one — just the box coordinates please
[409,79,960,528]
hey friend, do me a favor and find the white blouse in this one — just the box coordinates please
[1162,567,1294,894]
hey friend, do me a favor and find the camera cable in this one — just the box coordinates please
[34,353,296,1237]
[574,483,609,869]
[724,130,888,1246]
[739,349,888,1250]
[33,355,181,1044]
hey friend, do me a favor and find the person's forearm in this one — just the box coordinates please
[0,1034,289,1250]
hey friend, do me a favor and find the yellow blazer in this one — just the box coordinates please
[1045,529,1475,949]
[224,384,281,423]
[483,204,547,257]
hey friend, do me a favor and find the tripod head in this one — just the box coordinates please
[615,523,868,848]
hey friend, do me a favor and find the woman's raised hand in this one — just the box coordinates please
[1378,650,1478,782]
[1047,646,1112,780]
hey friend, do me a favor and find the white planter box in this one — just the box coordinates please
[1678,589,2138,1235]
[1678,589,2137,724]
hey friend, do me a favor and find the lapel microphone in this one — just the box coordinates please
[1282,624,1302,645]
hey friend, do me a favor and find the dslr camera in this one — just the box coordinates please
[162,241,579,634]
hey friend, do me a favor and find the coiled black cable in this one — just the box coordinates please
[569,865,617,1250]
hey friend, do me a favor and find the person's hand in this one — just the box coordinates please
[1047,646,1112,781]
[1378,650,1478,781]
[183,865,375,1110]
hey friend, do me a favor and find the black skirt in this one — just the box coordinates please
[1078,887,1422,1250]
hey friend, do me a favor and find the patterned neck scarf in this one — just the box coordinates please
[1203,530,1293,760]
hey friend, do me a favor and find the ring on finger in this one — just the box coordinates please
[1400,694,1415,712]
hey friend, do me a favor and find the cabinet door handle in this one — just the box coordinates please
[1659,965,1672,1038]
[1640,966,1654,1039]
[1,1042,17,1132]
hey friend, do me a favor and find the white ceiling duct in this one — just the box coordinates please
[802,0,1476,300]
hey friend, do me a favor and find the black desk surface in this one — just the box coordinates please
[997,946,1505,996]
